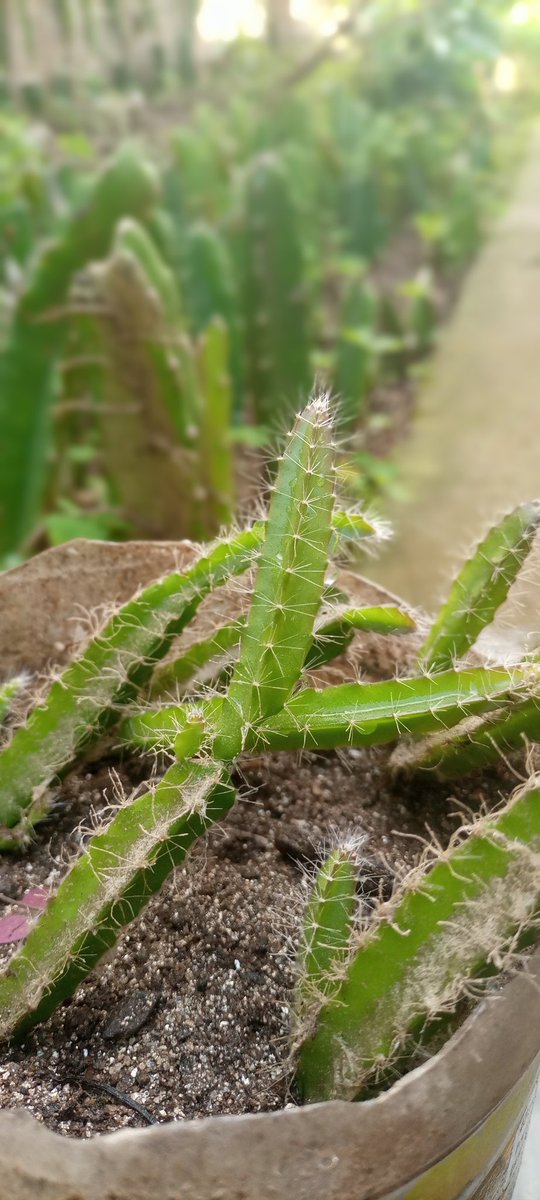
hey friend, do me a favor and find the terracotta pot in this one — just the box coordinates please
[0,540,538,1200]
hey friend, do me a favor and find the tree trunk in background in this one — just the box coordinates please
[266,0,293,46]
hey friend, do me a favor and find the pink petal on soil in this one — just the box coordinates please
[0,912,31,943]
[20,886,50,910]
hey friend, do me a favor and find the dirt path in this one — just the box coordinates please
[370,134,540,647]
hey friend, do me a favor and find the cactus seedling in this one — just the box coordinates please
[294,781,540,1103]
[0,400,540,1074]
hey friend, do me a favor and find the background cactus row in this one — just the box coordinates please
[0,1,531,563]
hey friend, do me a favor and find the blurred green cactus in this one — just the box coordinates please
[0,148,158,563]
[183,222,244,417]
[334,274,378,430]
[241,154,311,426]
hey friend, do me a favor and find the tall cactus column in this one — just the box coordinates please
[241,154,311,427]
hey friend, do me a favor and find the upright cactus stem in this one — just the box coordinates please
[334,274,378,430]
[242,154,311,425]
[211,396,335,759]
[295,846,358,1029]
[183,222,243,418]
[196,318,235,532]
[95,245,199,540]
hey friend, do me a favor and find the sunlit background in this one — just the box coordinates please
[197,0,349,41]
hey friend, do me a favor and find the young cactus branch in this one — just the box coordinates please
[305,604,415,670]
[294,782,540,1103]
[251,668,532,753]
[0,527,261,848]
[392,693,540,779]
[419,501,540,672]
[0,761,235,1041]
[295,846,358,1027]
[212,396,336,759]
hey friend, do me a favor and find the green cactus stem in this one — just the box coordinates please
[150,620,244,698]
[0,148,158,562]
[211,397,335,759]
[334,275,378,430]
[305,603,415,670]
[294,781,540,1103]
[196,318,234,532]
[114,217,183,324]
[183,222,243,417]
[0,761,235,1041]
[119,667,530,759]
[0,526,261,847]
[95,247,202,540]
[392,693,540,779]
[419,501,540,672]
[252,668,533,754]
[295,846,358,1024]
[241,154,311,426]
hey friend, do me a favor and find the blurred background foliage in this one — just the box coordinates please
[0,0,538,566]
